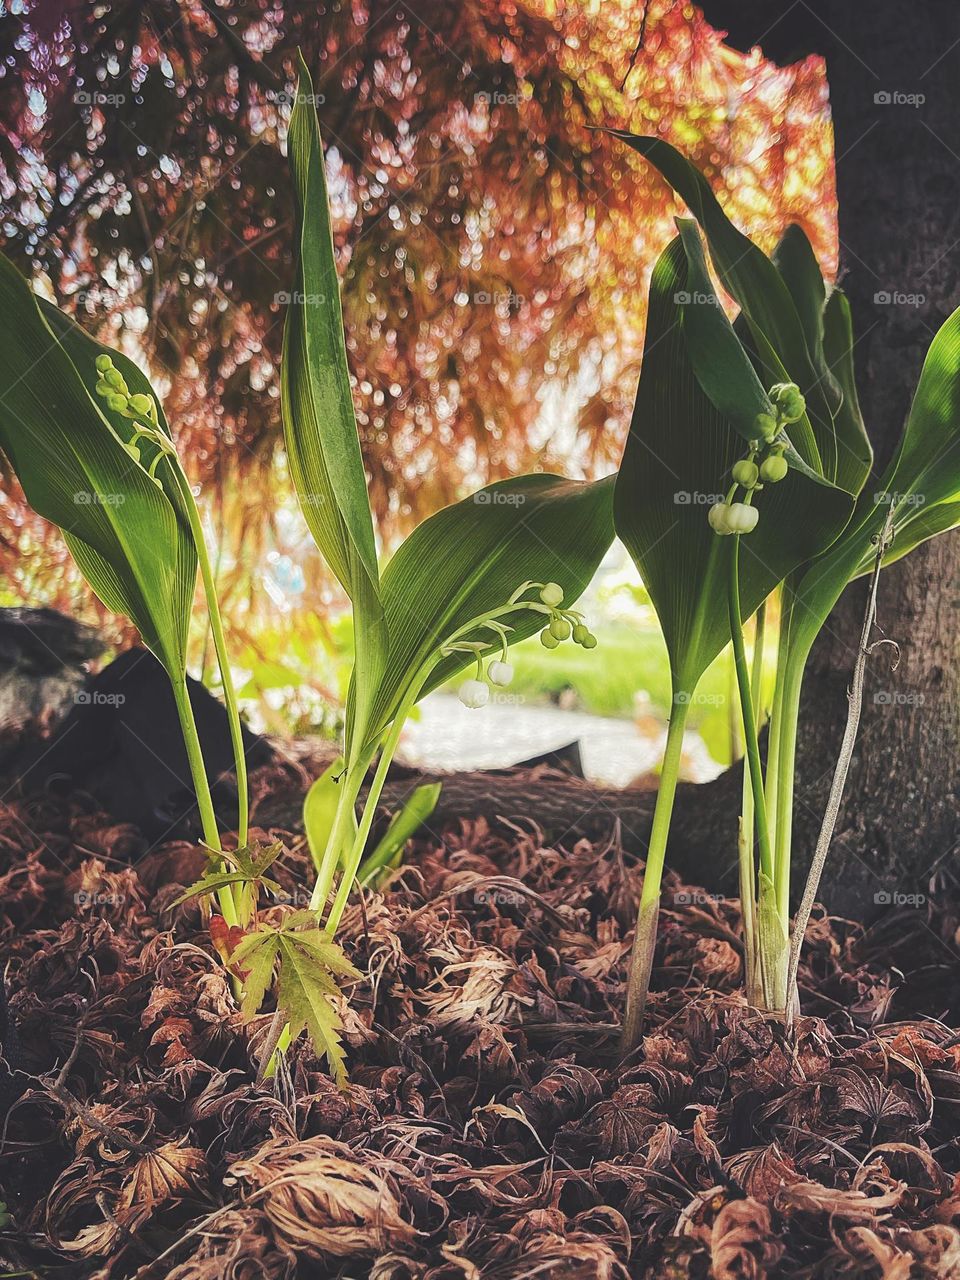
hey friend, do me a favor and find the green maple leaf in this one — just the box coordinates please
[228,914,361,1084]
[173,840,285,906]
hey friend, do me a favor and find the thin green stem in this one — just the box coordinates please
[738,601,766,1006]
[170,676,239,929]
[773,651,804,920]
[763,590,790,864]
[167,463,249,850]
[728,537,774,885]
[323,692,418,934]
[309,764,365,913]
[620,703,689,1053]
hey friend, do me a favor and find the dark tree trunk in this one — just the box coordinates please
[696,0,960,915]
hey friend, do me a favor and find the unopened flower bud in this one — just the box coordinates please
[487,660,513,687]
[458,678,490,709]
[731,459,759,488]
[549,617,571,641]
[572,623,589,645]
[539,582,564,607]
[759,454,788,483]
[580,632,598,650]
[754,412,777,439]
[104,367,127,393]
[106,392,129,413]
[95,354,113,374]
[127,392,153,417]
[540,628,560,649]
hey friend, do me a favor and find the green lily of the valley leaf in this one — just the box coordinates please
[674,219,776,445]
[358,781,443,885]
[788,302,960,660]
[360,472,616,750]
[774,227,873,495]
[612,131,840,480]
[282,55,386,754]
[614,236,855,697]
[303,755,358,874]
[0,255,197,677]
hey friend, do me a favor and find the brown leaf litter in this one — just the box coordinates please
[0,761,957,1277]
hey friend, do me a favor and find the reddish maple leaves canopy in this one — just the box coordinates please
[0,0,833,640]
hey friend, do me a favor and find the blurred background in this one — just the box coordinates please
[0,0,832,781]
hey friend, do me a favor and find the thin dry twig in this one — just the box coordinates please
[786,509,896,1005]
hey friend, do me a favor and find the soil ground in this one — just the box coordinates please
[0,754,958,1278]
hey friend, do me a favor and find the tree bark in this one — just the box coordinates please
[698,0,960,915]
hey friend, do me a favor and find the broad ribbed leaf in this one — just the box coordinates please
[282,55,380,606]
[789,303,960,658]
[282,55,386,754]
[614,237,854,696]
[674,219,776,444]
[821,287,873,495]
[612,132,838,478]
[361,473,615,747]
[0,256,196,676]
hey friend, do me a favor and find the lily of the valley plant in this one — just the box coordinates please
[0,56,613,1081]
[613,133,960,1050]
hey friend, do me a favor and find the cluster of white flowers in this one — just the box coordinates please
[456,581,598,710]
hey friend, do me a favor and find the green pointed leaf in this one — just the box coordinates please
[788,304,960,661]
[612,132,839,478]
[614,237,854,696]
[303,756,351,874]
[674,218,776,445]
[359,781,443,885]
[362,472,615,748]
[0,256,197,676]
[282,55,386,754]
[283,55,380,603]
[821,286,873,495]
